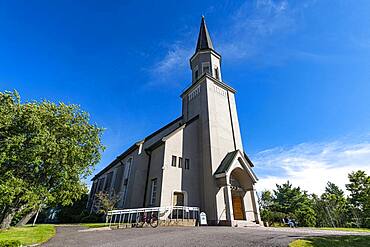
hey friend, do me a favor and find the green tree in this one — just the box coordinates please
[346,170,370,228]
[318,182,348,227]
[272,181,316,227]
[259,190,274,226]
[0,91,104,228]
[93,191,119,215]
[273,181,303,213]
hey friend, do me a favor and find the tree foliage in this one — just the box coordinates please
[260,181,316,227]
[93,191,119,215]
[346,170,370,228]
[0,90,104,228]
[259,171,370,228]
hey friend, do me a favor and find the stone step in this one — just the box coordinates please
[233,220,261,227]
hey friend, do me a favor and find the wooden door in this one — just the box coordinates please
[232,195,245,220]
[173,192,184,206]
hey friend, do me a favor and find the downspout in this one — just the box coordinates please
[227,91,237,151]
[142,150,152,207]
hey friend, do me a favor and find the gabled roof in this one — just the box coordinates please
[214,150,239,175]
[214,150,258,182]
[195,16,214,52]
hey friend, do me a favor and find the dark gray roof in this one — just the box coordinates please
[214,150,239,175]
[195,16,214,52]
[243,151,254,167]
[214,150,256,176]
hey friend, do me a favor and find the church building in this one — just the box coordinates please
[88,17,261,226]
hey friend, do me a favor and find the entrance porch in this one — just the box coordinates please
[214,150,261,227]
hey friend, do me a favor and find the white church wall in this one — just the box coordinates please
[227,91,244,151]
[144,144,165,207]
[210,53,222,80]
[215,187,227,221]
[206,79,237,173]
[161,128,184,207]
[243,190,256,222]
[181,119,201,207]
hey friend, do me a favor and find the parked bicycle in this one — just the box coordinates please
[135,212,158,228]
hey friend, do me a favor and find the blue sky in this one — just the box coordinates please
[1,0,370,194]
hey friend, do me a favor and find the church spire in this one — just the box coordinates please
[195,16,214,52]
[190,16,222,83]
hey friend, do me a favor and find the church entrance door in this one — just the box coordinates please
[173,192,184,206]
[172,192,185,219]
[232,194,245,220]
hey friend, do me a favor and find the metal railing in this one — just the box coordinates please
[106,206,200,228]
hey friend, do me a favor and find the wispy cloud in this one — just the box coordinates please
[220,0,293,60]
[253,138,370,195]
[219,0,320,63]
[148,43,193,87]
[148,0,319,84]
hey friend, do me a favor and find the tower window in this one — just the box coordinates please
[178,157,183,168]
[202,62,210,75]
[171,155,177,167]
[185,158,190,170]
[214,67,219,80]
[194,70,199,80]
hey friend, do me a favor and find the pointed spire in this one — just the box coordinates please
[195,16,214,52]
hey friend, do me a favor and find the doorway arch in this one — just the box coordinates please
[230,167,252,220]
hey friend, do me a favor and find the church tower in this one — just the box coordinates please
[181,17,260,225]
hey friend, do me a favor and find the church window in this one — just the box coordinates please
[178,157,183,168]
[214,67,219,80]
[185,158,190,170]
[171,155,177,167]
[150,178,157,205]
[104,172,114,192]
[194,69,199,80]
[97,177,105,191]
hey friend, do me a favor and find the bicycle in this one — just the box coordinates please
[135,212,158,228]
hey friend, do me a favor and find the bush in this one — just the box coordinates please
[0,240,22,247]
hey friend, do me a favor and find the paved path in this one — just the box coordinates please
[42,226,370,247]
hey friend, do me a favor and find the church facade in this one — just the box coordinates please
[88,17,261,226]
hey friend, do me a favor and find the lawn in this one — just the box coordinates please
[0,224,55,246]
[289,236,370,247]
[319,227,370,233]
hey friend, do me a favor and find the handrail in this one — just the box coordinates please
[107,206,199,216]
[106,205,200,227]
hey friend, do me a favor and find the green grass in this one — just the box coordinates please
[289,236,370,247]
[0,224,55,246]
[318,227,370,233]
[79,223,109,228]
